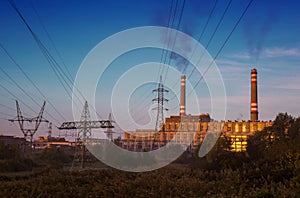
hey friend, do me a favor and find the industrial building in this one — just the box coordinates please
[0,135,26,150]
[123,68,273,152]
[33,136,74,150]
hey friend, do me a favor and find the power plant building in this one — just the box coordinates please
[123,69,273,152]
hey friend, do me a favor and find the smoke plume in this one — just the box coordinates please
[243,1,279,61]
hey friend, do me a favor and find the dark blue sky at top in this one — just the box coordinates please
[0,0,299,136]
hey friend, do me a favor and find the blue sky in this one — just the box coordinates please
[0,0,299,138]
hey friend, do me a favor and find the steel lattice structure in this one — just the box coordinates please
[104,113,115,141]
[58,120,113,130]
[152,75,169,132]
[58,101,114,169]
[8,100,48,144]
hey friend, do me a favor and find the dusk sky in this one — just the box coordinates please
[0,0,299,138]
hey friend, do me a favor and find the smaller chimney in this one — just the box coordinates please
[180,75,186,116]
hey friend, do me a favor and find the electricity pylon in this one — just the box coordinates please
[9,100,48,146]
[151,76,169,150]
[58,101,114,169]
[152,75,168,132]
[104,113,115,141]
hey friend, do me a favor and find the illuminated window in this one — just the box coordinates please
[235,124,239,132]
[242,124,246,132]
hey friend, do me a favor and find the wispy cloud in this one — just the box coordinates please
[195,94,300,121]
[264,47,300,57]
[263,76,300,90]
[230,53,251,60]
[216,59,245,67]
[230,47,300,60]
[216,59,249,72]
[260,95,300,119]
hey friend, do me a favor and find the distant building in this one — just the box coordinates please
[123,69,273,152]
[33,136,74,149]
[0,135,26,150]
[123,115,273,152]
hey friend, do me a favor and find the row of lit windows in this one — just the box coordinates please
[165,122,224,131]
[226,122,272,132]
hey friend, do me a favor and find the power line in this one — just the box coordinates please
[0,111,14,118]
[161,0,219,103]
[117,1,185,125]
[28,0,73,80]
[129,0,179,116]
[0,43,67,122]
[8,1,123,143]
[187,0,233,80]
[160,0,180,77]
[0,83,38,115]
[9,100,48,144]
[187,0,254,97]
[0,103,17,112]
[168,0,233,102]
[7,0,106,122]
[0,66,61,125]
[133,0,186,117]
[7,0,84,109]
[0,103,33,117]
[152,76,169,132]
[157,0,177,82]
[136,0,216,114]
[163,0,186,82]
[163,0,219,99]
[182,0,218,74]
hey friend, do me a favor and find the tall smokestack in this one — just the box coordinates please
[250,68,258,121]
[180,75,186,116]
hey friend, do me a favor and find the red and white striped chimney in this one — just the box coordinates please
[180,75,186,116]
[250,68,258,121]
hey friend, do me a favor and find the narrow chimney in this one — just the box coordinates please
[180,75,186,116]
[250,68,258,121]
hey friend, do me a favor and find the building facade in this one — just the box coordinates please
[33,136,74,149]
[123,69,273,152]
[123,115,273,152]
[0,135,26,150]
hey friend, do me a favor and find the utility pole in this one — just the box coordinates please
[58,101,114,169]
[9,100,48,148]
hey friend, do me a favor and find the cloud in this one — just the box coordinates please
[231,47,300,60]
[194,93,300,121]
[259,95,300,120]
[264,47,300,57]
[230,53,251,60]
[199,49,300,121]
[262,76,300,90]
[216,59,249,71]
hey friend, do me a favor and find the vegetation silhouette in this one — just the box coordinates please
[0,112,299,197]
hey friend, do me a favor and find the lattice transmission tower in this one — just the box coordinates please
[8,100,48,146]
[104,113,115,141]
[59,101,114,169]
[152,75,168,132]
[79,101,91,141]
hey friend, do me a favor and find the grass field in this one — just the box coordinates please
[0,163,299,197]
